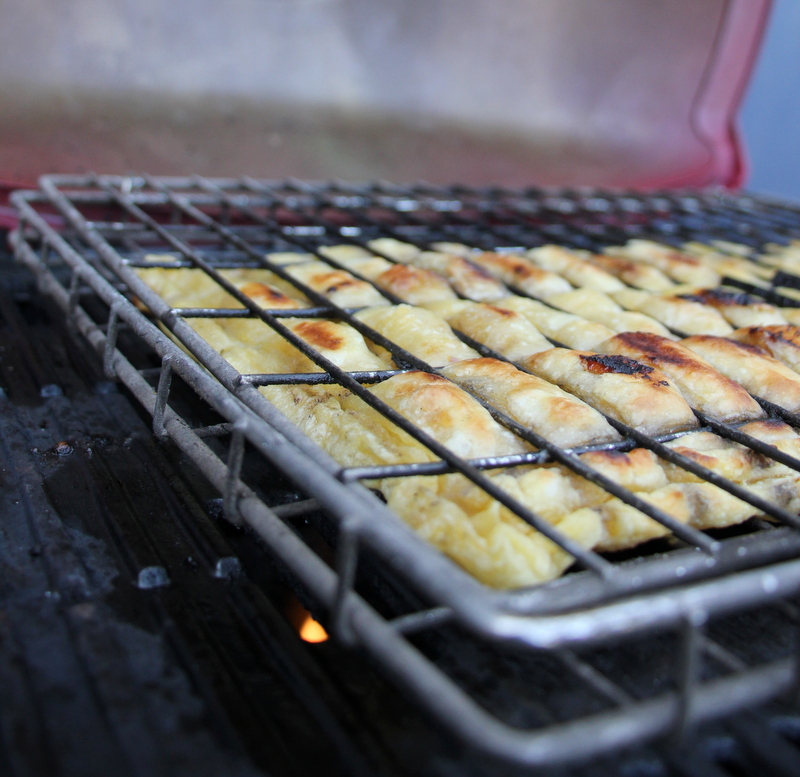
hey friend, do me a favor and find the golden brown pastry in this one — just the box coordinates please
[425,300,552,360]
[355,304,480,366]
[193,316,391,376]
[598,332,763,422]
[732,325,800,374]
[283,261,390,308]
[612,288,733,336]
[589,253,675,292]
[682,335,800,413]
[440,358,620,447]
[367,371,528,459]
[521,348,699,435]
[496,296,615,350]
[526,245,625,293]
[470,251,573,298]
[606,240,721,286]
[414,251,511,301]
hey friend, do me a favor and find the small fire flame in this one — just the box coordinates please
[299,613,329,643]
[286,595,329,643]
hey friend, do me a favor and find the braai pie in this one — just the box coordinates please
[135,238,800,589]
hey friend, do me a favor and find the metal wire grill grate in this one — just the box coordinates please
[10,174,800,767]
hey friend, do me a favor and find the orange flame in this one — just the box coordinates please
[286,595,329,643]
[299,613,329,643]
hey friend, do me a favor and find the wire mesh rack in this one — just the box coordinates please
[9,173,800,767]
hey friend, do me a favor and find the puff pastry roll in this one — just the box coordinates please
[612,288,733,336]
[521,348,699,435]
[606,240,720,286]
[414,251,510,302]
[679,288,787,328]
[598,332,763,422]
[547,289,674,337]
[732,325,800,374]
[682,335,800,413]
[589,253,675,292]
[526,245,625,293]
[469,251,573,298]
[283,261,389,308]
[425,300,552,360]
[368,371,528,459]
[662,429,799,484]
[440,358,620,447]
[367,237,422,263]
[496,296,615,350]
[198,316,390,375]
[355,304,479,366]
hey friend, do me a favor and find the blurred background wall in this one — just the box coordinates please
[741,0,800,201]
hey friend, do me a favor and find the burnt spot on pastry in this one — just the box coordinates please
[684,335,769,357]
[579,354,655,377]
[294,321,345,350]
[465,260,498,281]
[740,325,800,347]
[593,255,640,274]
[679,288,761,307]
[613,332,693,366]
[485,305,516,318]
[309,271,362,294]
[729,339,770,356]
[743,447,774,470]
[239,282,296,307]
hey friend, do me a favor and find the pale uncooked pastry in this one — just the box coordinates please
[547,288,674,338]
[496,296,615,350]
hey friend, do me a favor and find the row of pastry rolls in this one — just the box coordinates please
[274,244,800,521]
[136,258,692,585]
[134,263,622,588]
[342,248,800,537]
[420,238,800,340]
[133,244,800,585]
[420,240,800,406]
[321,240,800,419]
[368,303,800,544]
[256,243,800,456]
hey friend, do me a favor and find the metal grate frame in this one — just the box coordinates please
[9,174,800,767]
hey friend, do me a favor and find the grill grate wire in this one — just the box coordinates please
[10,174,800,768]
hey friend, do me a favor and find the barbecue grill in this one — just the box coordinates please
[7,174,800,774]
